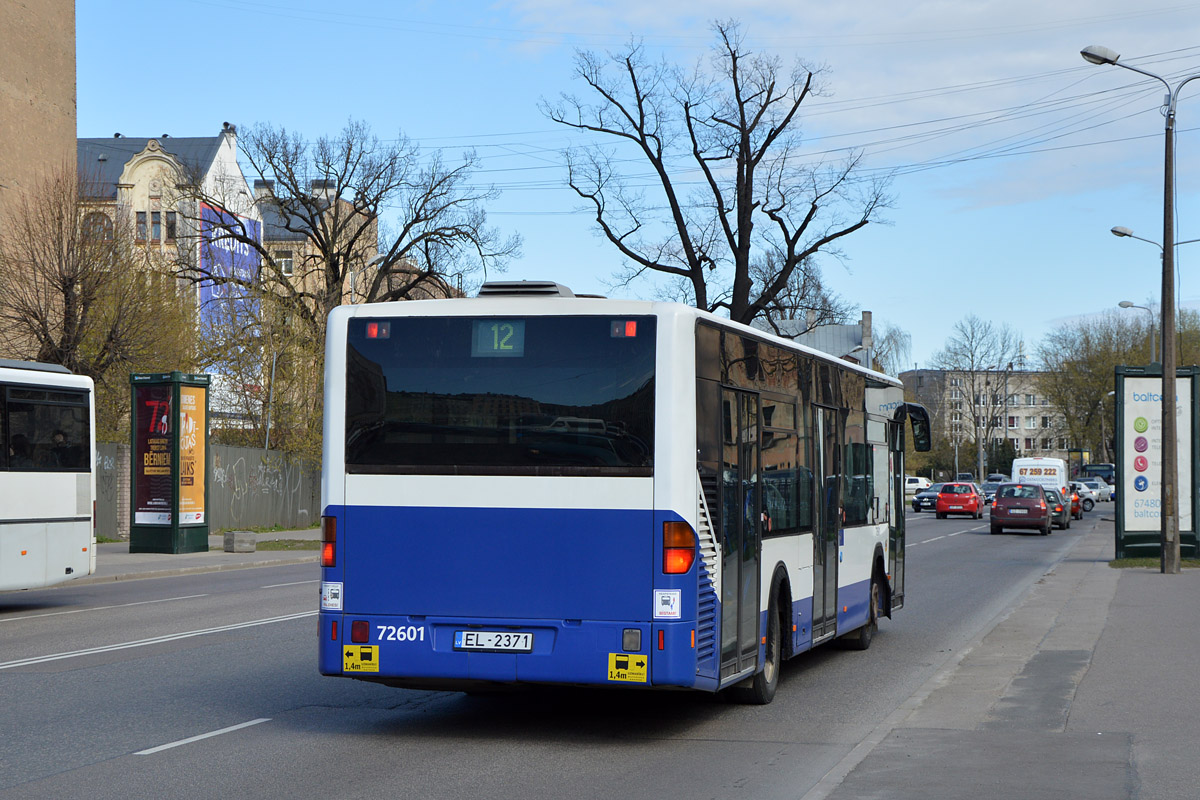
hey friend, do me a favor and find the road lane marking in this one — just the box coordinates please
[910,524,988,547]
[135,718,271,755]
[0,595,209,623]
[0,611,315,671]
[261,580,319,589]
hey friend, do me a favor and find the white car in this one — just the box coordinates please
[1071,481,1098,511]
[905,476,932,495]
[1081,478,1112,501]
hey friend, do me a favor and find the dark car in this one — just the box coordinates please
[990,483,1051,535]
[1044,488,1071,530]
[980,482,1001,505]
[936,482,985,519]
[911,483,945,512]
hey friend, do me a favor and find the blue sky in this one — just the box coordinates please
[76,1,1200,370]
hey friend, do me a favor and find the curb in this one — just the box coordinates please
[71,554,318,586]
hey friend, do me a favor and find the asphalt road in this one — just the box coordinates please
[0,509,1096,799]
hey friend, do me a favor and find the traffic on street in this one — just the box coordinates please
[1,508,1116,799]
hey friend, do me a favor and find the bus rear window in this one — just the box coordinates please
[345,316,655,474]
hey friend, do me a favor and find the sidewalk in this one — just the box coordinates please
[815,513,1200,800]
[77,528,320,585]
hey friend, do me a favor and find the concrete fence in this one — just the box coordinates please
[96,442,320,539]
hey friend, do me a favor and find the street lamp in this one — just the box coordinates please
[1083,44,1200,573]
[349,253,388,303]
[1118,300,1156,362]
[1110,227,1200,331]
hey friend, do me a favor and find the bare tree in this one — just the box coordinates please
[0,167,196,438]
[931,315,1024,477]
[1037,310,1178,463]
[872,321,912,377]
[173,119,520,340]
[749,253,856,336]
[542,20,891,325]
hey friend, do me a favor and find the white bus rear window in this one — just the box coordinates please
[345,316,655,474]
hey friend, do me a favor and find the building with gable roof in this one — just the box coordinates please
[78,125,264,423]
[78,123,260,274]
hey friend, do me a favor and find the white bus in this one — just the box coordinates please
[0,360,97,592]
[318,282,930,703]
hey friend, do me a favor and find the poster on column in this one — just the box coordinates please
[1122,376,1193,533]
[178,385,206,524]
[134,384,173,524]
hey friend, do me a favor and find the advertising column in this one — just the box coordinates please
[130,372,210,553]
[1115,365,1198,558]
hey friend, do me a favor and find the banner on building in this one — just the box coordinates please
[198,202,261,321]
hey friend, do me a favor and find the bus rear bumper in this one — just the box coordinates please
[318,612,701,690]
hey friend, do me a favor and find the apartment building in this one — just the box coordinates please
[901,368,1071,462]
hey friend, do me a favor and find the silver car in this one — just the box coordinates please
[1071,481,1097,512]
[1081,478,1112,501]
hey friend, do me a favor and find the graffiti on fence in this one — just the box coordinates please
[94,443,318,538]
[95,445,124,539]
[210,446,316,530]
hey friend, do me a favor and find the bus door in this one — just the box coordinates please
[813,406,841,641]
[719,389,761,680]
[889,420,905,610]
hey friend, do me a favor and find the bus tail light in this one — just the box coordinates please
[321,515,337,568]
[663,521,696,574]
[351,620,369,643]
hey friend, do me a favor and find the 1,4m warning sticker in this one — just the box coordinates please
[344,645,379,673]
[607,652,648,683]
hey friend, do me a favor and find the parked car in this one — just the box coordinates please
[936,482,985,519]
[980,482,1001,505]
[911,483,945,512]
[991,483,1052,535]
[1043,487,1071,530]
[1070,489,1084,520]
[1081,478,1112,502]
[905,475,932,495]
[1071,481,1097,512]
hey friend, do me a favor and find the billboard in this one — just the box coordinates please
[179,385,207,524]
[198,202,261,321]
[133,383,173,525]
[1121,376,1193,533]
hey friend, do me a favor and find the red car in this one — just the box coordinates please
[990,483,1052,535]
[936,482,985,519]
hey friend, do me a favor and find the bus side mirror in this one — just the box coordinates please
[893,403,932,452]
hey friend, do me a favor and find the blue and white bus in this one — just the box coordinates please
[318,282,930,703]
[1,360,97,592]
